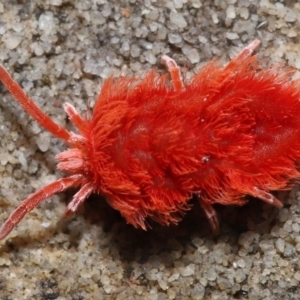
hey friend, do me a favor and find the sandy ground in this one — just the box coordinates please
[0,0,300,299]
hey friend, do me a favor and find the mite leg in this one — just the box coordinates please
[64,182,94,217]
[250,187,283,208]
[0,66,70,141]
[234,39,260,60]
[63,103,89,135]
[161,55,184,92]
[224,39,261,73]
[196,194,220,235]
[0,175,82,239]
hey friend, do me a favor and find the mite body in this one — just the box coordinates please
[0,39,300,238]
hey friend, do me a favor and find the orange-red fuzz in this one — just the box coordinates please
[0,40,300,238]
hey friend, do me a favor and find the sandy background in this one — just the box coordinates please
[0,0,300,299]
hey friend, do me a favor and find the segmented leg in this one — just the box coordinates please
[196,194,220,235]
[0,175,82,239]
[235,39,260,60]
[250,187,283,208]
[64,103,89,135]
[0,66,70,141]
[161,55,184,92]
[64,182,94,217]
[225,39,260,71]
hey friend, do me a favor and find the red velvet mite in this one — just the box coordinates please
[0,39,299,238]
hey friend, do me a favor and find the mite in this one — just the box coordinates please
[0,39,299,239]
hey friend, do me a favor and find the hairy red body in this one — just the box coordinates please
[0,40,300,238]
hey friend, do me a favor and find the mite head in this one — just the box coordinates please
[0,67,98,239]
[56,103,91,177]
[0,65,145,239]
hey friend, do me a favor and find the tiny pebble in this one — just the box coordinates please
[226,5,236,19]
[168,33,182,44]
[170,12,187,29]
[226,32,239,40]
[206,268,217,281]
[38,12,55,35]
[4,34,22,50]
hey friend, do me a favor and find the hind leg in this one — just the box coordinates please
[196,194,220,235]
[250,187,283,208]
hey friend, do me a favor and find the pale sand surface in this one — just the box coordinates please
[0,1,300,299]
